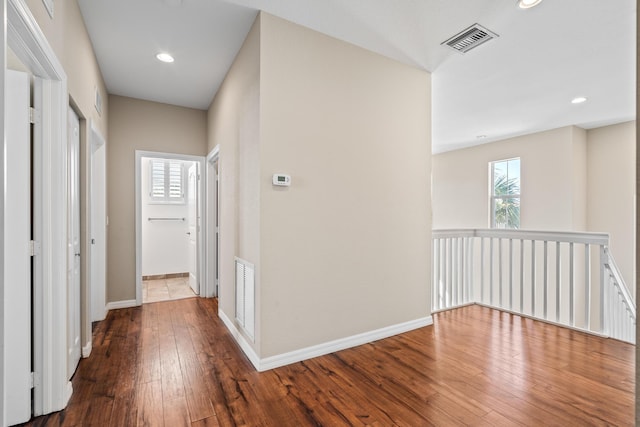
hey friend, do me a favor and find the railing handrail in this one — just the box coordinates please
[432,228,635,344]
[604,248,636,316]
[433,228,609,245]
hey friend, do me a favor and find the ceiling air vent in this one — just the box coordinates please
[442,24,499,54]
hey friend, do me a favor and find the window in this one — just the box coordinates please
[149,159,185,203]
[490,158,520,229]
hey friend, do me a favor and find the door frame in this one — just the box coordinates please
[135,150,206,305]
[206,146,220,297]
[88,120,106,325]
[66,105,81,379]
[6,0,71,416]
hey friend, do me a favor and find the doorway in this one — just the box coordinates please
[135,151,205,305]
[206,146,220,297]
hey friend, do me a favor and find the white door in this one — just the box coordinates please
[188,163,199,294]
[67,107,81,379]
[5,70,32,425]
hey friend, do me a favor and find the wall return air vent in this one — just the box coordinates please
[442,23,499,54]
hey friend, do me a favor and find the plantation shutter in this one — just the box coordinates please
[149,159,185,203]
[168,161,183,199]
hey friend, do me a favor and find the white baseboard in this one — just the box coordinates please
[105,299,138,311]
[82,341,92,358]
[218,309,261,369]
[219,309,433,372]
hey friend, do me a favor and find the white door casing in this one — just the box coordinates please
[4,69,32,426]
[89,121,106,322]
[188,163,199,294]
[206,147,220,298]
[67,107,81,379]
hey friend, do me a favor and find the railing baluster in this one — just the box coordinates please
[599,245,606,335]
[543,240,548,320]
[585,244,591,331]
[498,238,503,308]
[460,237,465,304]
[433,238,439,311]
[531,240,536,317]
[452,238,457,307]
[556,241,561,322]
[480,237,485,304]
[569,242,574,326]
[490,238,494,306]
[520,239,524,313]
[509,238,513,311]
[458,237,464,304]
[446,238,453,307]
[468,237,474,303]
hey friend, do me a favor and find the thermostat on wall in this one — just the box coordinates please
[272,173,291,187]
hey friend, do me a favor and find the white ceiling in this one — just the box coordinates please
[77,0,636,153]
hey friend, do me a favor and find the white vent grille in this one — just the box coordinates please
[442,24,498,54]
[235,257,255,341]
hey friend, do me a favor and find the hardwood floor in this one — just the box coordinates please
[22,299,634,426]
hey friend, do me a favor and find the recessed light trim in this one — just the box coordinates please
[517,0,543,9]
[571,96,588,104]
[156,52,174,63]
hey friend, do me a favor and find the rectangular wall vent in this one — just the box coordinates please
[442,24,499,54]
[235,257,255,341]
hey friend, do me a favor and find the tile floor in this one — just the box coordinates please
[142,276,196,303]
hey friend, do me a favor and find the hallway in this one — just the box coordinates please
[22,299,634,426]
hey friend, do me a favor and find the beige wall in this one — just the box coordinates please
[207,17,261,332]
[108,96,207,302]
[433,126,587,231]
[209,13,432,359]
[587,121,636,293]
[259,14,431,357]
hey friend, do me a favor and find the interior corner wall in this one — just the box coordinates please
[587,121,636,296]
[259,14,432,357]
[433,126,585,231]
[107,96,207,302]
[206,15,261,352]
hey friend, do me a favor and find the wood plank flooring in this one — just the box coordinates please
[21,299,634,426]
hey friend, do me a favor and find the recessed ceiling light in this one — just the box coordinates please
[517,0,543,9]
[156,53,174,63]
[571,97,587,104]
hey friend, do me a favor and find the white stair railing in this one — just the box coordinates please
[432,229,636,344]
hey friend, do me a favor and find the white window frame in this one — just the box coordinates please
[490,157,521,229]
[148,159,186,204]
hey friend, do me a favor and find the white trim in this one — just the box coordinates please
[220,308,433,372]
[88,120,106,322]
[218,309,260,368]
[8,0,70,416]
[135,149,206,304]
[205,146,220,298]
[81,341,92,358]
[105,299,138,311]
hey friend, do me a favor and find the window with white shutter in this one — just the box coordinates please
[149,159,185,204]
